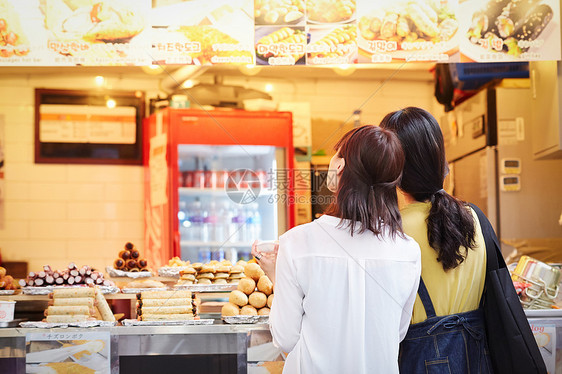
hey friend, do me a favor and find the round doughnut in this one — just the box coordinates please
[221,302,240,317]
[257,275,273,296]
[240,305,258,316]
[249,291,267,309]
[244,263,265,282]
[229,290,249,306]
[267,294,274,308]
[258,307,270,316]
[237,277,256,295]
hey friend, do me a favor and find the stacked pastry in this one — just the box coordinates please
[195,264,215,285]
[136,290,197,321]
[45,287,115,323]
[113,242,149,273]
[222,263,274,317]
[213,264,231,285]
[227,264,245,284]
[177,266,197,285]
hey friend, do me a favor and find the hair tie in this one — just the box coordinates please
[434,188,445,195]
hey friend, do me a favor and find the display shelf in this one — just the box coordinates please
[180,240,252,247]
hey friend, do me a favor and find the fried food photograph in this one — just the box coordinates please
[306,0,356,23]
[0,0,30,58]
[255,0,305,25]
[358,0,458,47]
[307,25,357,62]
[255,26,307,64]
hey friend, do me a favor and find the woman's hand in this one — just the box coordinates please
[251,240,279,285]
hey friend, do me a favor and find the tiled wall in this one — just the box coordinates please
[0,69,436,274]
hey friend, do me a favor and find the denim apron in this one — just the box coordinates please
[398,278,493,374]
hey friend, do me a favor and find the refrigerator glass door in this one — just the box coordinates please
[177,144,284,263]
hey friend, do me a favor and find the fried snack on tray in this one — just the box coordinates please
[178,26,253,65]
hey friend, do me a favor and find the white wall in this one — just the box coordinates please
[0,69,436,275]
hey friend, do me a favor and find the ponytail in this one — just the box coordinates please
[427,191,476,271]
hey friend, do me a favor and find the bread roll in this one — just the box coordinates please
[95,288,116,322]
[196,278,212,284]
[258,307,270,316]
[244,263,265,282]
[140,298,191,307]
[140,306,192,315]
[221,302,240,316]
[257,275,273,296]
[46,315,89,323]
[267,294,274,308]
[237,277,256,295]
[229,265,244,274]
[53,288,95,298]
[140,313,194,321]
[213,273,229,279]
[139,290,191,299]
[240,305,258,316]
[196,273,215,279]
[53,297,94,307]
[47,306,90,316]
[229,290,249,306]
[249,292,267,309]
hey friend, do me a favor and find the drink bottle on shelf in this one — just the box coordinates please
[189,198,205,241]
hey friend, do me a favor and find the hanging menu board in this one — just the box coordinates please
[0,0,559,66]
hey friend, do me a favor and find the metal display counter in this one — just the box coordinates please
[0,323,272,374]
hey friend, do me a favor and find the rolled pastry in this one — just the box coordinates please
[47,305,90,315]
[139,306,192,315]
[140,313,194,321]
[95,287,115,322]
[46,315,89,323]
[53,287,95,298]
[53,297,94,307]
[138,298,191,307]
[139,290,191,299]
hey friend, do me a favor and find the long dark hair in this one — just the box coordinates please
[380,107,476,271]
[325,125,405,238]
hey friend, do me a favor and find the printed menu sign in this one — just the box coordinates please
[26,331,111,374]
[150,0,254,65]
[530,323,556,373]
[460,0,561,61]
[0,0,560,66]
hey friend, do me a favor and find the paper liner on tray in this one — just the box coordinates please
[0,290,15,295]
[121,319,214,326]
[158,266,193,278]
[106,266,152,278]
[222,315,269,324]
[174,284,237,292]
[20,321,118,328]
[22,286,119,295]
[121,287,169,294]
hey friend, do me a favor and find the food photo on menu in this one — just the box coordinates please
[40,0,149,65]
[305,0,356,24]
[254,0,305,26]
[255,26,307,65]
[356,0,459,63]
[306,25,358,65]
[150,0,254,65]
[0,0,30,60]
[461,0,561,61]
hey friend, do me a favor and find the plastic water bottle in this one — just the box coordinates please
[229,207,246,243]
[202,201,218,242]
[178,200,191,240]
[189,198,204,241]
[219,200,233,242]
[245,203,261,241]
[224,247,238,263]
[211,247,225,261]
[198,247,211,263]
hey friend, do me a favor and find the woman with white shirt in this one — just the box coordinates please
[252,125,421,374]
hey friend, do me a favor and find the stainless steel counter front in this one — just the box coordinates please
[0,323,273,374]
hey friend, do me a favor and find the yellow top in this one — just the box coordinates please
[401,202,487,324]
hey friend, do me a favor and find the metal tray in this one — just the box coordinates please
[222,315,269,324]
[121,319,214,326]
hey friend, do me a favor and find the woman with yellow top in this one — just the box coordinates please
[380,107,492,373]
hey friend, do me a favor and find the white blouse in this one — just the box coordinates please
[269,215,421,374]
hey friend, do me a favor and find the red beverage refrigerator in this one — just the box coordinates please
[143,108,295,267]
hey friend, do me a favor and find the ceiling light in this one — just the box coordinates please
[239,64,263,76]
[265,83,274,93]
[332,64,356,77]
[141,65,165,75]
[181,79,195,89]
[106,99,116,108]
[95,76,105,86]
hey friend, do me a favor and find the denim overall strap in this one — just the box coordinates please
[417,277,436,318]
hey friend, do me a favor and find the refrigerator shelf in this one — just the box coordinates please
[180,241,253,248]
[179,187,277,197]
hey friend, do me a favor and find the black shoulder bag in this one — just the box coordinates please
[470,203,546,374]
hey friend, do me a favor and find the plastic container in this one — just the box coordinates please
[449,62,529,91]
[0,301,15,321]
